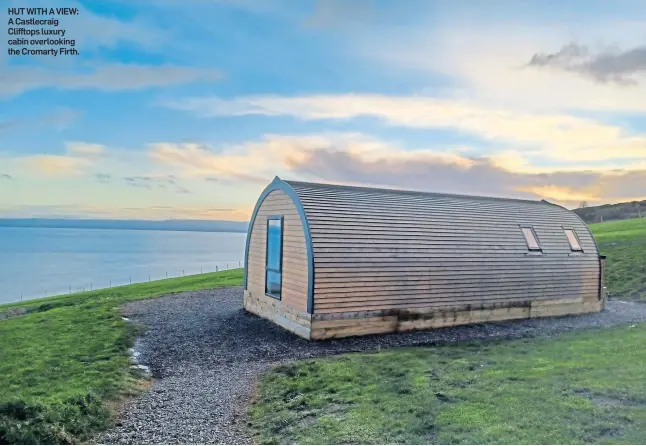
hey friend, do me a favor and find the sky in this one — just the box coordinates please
[1,0,645,221]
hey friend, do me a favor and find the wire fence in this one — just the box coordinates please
[17,260,244,302]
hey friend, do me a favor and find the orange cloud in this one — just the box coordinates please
[22,155,91,176]
[517,185,601,203]
[20,142,107,176]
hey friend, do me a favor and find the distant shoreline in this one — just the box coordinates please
[0,225,248,234]
[0,218,249,233]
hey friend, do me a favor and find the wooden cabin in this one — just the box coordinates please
[243,177,606,340]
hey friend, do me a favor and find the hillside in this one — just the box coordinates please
[573,200,646,224]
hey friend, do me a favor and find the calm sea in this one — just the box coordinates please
[0,227,247,304]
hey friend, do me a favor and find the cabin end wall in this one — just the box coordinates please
[244,185,312,339]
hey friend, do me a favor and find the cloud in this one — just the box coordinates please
[528,43,589,70]
[528,43,646,86]
[360,20,646,113]
[163,94,646,165]
[283,144,646,207]
[20,142,107,176]
[23,156,91,176]
[94,173,112,183]
[147,132,646,206]
[66,142,105,157]
[149,142,272,183]
[123,175,190,194]
[149,133,461,183]
[0,174,12,180]
[0,64,222,98]
[0,109,80,133]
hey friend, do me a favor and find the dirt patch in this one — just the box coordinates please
[0,307,27,320]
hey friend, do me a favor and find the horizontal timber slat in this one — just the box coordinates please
[315,283,598,300]
[312,252,596,260]
[302,206,581,222]
[308,228,596,244]
[313,258,599,267]
[315,290,597,310]
[315,269,597,281]
[299,200,577,217]
[315,299,595,314]
[313,247,579,255]
[314,275,597,291]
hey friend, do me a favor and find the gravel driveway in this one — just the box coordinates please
[101,287,646,444]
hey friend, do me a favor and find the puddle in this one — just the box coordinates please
[128,340,151,378]
[131,363,151,374]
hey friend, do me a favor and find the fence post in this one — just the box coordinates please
[149,275,151,282]
[20,294,22,301]
[109,280,111,288]
[166,272,168,279]
[44,289,47,297]
[129,277,132,285]
[200,268,203,274]
[69,286,72,294]
[216,265,218,272]
[90,283,92,291]
[239,260,241,268]
[183,270,185,276]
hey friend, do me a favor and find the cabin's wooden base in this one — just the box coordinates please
[243,290,312,339]
[244,290,605,341]
[309,298,604,340]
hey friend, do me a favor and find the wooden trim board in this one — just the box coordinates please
[309,298,603,340]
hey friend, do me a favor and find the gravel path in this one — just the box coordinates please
[101,287,646,444]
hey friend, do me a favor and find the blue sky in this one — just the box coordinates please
[1,0,645,220]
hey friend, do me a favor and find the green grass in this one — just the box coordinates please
[251,324,646,444]
[590,217,646,300]
[251,217,646,444]
[0,269,243,444]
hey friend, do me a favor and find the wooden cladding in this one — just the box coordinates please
[246,189,309,312]
[286,180,602,315]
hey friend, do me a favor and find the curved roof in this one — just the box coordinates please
[283,178,596,249]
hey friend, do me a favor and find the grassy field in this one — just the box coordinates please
[590,217,646,300]
[251,217,646,444]
[251,324,646,444]
[0,269,243,444]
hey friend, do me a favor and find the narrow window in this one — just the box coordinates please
[521,227,541,251]
[265,217,283,299]
[564,229,583,251]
